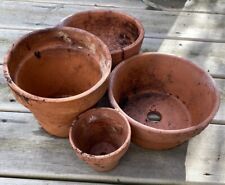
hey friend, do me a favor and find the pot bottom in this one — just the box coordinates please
[89,142,117,155]
[121,90,192,130]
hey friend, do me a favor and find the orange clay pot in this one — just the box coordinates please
[58,10,144,67]
[109,52,220,150]
[69,108,131,172]
[3,27,111,137]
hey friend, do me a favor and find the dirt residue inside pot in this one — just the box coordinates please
[14,47,101,98]
[72,19,139,52]
[73,120,126,156]
[121,90,192,130]
[89,141,117,155]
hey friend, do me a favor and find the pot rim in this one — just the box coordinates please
[109,52,220,135]
[69,107,131,159]
[58,9,145,55]
[3,27,112,103]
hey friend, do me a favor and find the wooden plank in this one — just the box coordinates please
[186,124,225,183]
[0,29,28,63]
[0,178,113,185]
[2,29,225,77]
[211,79,225,125]
[0,85,29,112]
[0,76,225,123]
[1,39,225,118]
[4,0,225,15]
[0,178,223,185]
[143,0,225,14]
[3,0,146,9]
[142,38,225,78]
[1,68,225,122]
[1,1,225,185]
[1,1,225,42]
[0,111,225,184]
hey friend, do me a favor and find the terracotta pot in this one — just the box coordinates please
[109,52,220,150]
[69,108,131,172]
[3,27,111,137]
[58,10,144,67]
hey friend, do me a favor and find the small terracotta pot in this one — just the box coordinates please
[69,108,131,172]
[109,52,220,150]
[3,27,111,137]
[58,10,144,67]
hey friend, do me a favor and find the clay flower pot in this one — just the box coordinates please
[109,52,220,150]
[3,27,111,137]
[69,108,131,172]
[58,10,144,67]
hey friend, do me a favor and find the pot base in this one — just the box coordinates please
[89,142,117,155]
[121,90,192,130]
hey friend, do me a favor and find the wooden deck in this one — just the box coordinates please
[1,0,225,184]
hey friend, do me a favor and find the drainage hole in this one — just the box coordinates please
[147,111,162,123]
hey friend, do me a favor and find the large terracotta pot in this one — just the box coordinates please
[109,52,220,150]
[3,27,111,137]
[58,10,144,67]
[69,108,131,172]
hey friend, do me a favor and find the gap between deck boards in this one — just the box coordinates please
[1,1,225,43]
[1,111,225,184]
[4,0,225,15]
[0,172,224,185]
[0,178,113,185]
[1,26,225,44]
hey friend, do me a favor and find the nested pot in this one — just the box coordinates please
[58,10,144,67]
[109,52,220,150]
[69,108,131,172]
[3,27,111,137]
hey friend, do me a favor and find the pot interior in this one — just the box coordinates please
[61,11,139,52]
[7,28,111,98]
[71,109,129,156]
[111,54,218,130]
[14,47,101,98]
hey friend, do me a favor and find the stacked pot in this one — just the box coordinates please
[3,10,220,172]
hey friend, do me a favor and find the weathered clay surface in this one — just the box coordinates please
[122,90,192,130]
[15,47,101,98]
[109,52,220,150]
[69,108,131,172]
[59,10,144,66]
[3,27,111,137]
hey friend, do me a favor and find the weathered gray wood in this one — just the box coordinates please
[185,124,225,183]
[0,178,223,185]
[1,1,225,42]
[143,0,225,14]
[0,64,29,112]
[1,30,225,120]
[0,29,28,65]
[1,1,225,185]
[0,85,29,112]
[2,29,225,78]
[0,64,225,123]
[5,0,225,15]
[0,111,225,184]
[0,178,113,185]
[142,38,225,78]
[6,0,147,9]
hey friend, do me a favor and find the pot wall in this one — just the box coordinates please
[109,53,220,149]
[4,27,112,137]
